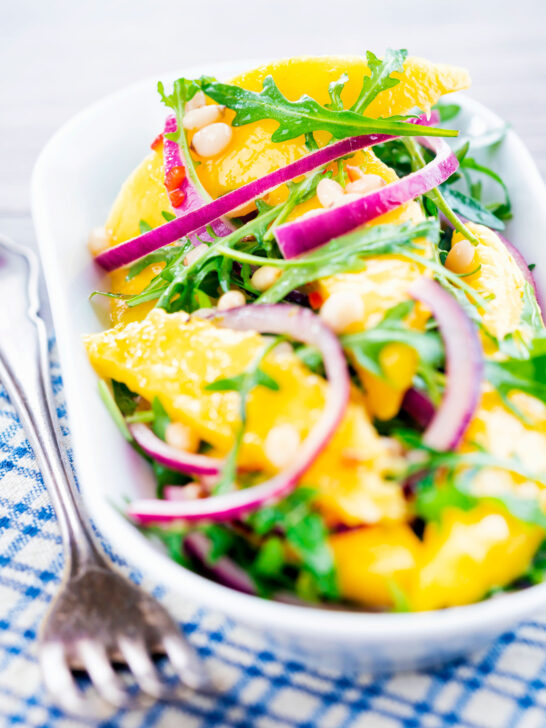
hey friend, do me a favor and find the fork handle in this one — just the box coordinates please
[0,235,101,572]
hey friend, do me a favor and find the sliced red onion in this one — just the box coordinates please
[275,137,459,259]
[183,531,256,594]
[128,304,350,523]
[401,387,435,429]
[163,115,234,243]
[96,114,435,272]
[409,278,483,450]
[129,422,222,476]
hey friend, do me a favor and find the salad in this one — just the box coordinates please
[84,52,546,612]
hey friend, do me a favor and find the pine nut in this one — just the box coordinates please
[165,422,199,453]
[333,192,362,207]
[317,178,344,208]
[217,290,246,311]
[183,105,224,131]
[445,239,477,275]
[192,123,233,157]
[319,290,365,333]
[185,91,206,112]
[345,174,385,195]
[87,226,110,256]
[184,243,208,266]
[265,424,301,469]
[250,265,282,291]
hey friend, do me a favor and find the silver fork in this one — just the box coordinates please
[0,234,208,712]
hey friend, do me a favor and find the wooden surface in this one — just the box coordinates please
[2,0,545,252]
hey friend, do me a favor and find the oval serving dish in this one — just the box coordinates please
[32,59,546,674]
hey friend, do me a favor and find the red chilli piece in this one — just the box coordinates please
[165,165,186,192]
[308,291,324,310]
[150,133,164,151]
[169,188,186,208]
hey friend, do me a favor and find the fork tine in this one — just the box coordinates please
[117,636,167,699]
[162,630,211,692]
[39,642,85,714]
[77,640,129,708]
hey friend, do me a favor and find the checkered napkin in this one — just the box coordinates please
[1,346,546,728]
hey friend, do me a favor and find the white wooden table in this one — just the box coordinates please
[2,0,545,256]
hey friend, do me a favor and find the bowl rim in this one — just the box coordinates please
[31,57,546,643]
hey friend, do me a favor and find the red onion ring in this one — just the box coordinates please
[409,278,483,451]
[129,422,222,476]
[127,304,350,523]
[96,115,437,272]
[274,137,459,259]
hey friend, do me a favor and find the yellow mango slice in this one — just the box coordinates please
[101,144,172,325]
[105,146,170,248]
[85,310,406,524]
[412,505,542,611]
[197,55,470,199]
[462,388,546,501]
[452,223,531,342]
[331,524,421,608]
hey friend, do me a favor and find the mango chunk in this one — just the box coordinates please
[85,310,406,524]
[331,524,420,608]
[411,505,542,611]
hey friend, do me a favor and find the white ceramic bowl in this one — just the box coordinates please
[31,59,546,674]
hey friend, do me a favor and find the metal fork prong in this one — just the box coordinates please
[162,631,211,692]
[77,640,129,708]
[39,642,85,714]
[117,636,167,699]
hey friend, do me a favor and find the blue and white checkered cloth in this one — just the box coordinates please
[2,346,546,727]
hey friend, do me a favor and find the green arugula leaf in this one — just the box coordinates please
[97,380,132,442]
[460,157,512,221]
[151,397,170,441]
[435,103,461,122]
[257,219,439,304]
[246,488,338,599]
[520,282,544,332]
[415,470,546,530]
[342,301,444,378]
[199,73,457,143]
[396,429,546,527]
[139,219,153,234]
[440,186,505,230]
[486,333,546,409]
[111,380,139,416]
[146,527,191,567]
[201,524,236,563]
[126,242,190,281]
[326,73,349,111]
[206,338,281,494]
[522,540,546,585]
[252,537,285,577]
[350,49,407,114]
[152,461,191,497]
